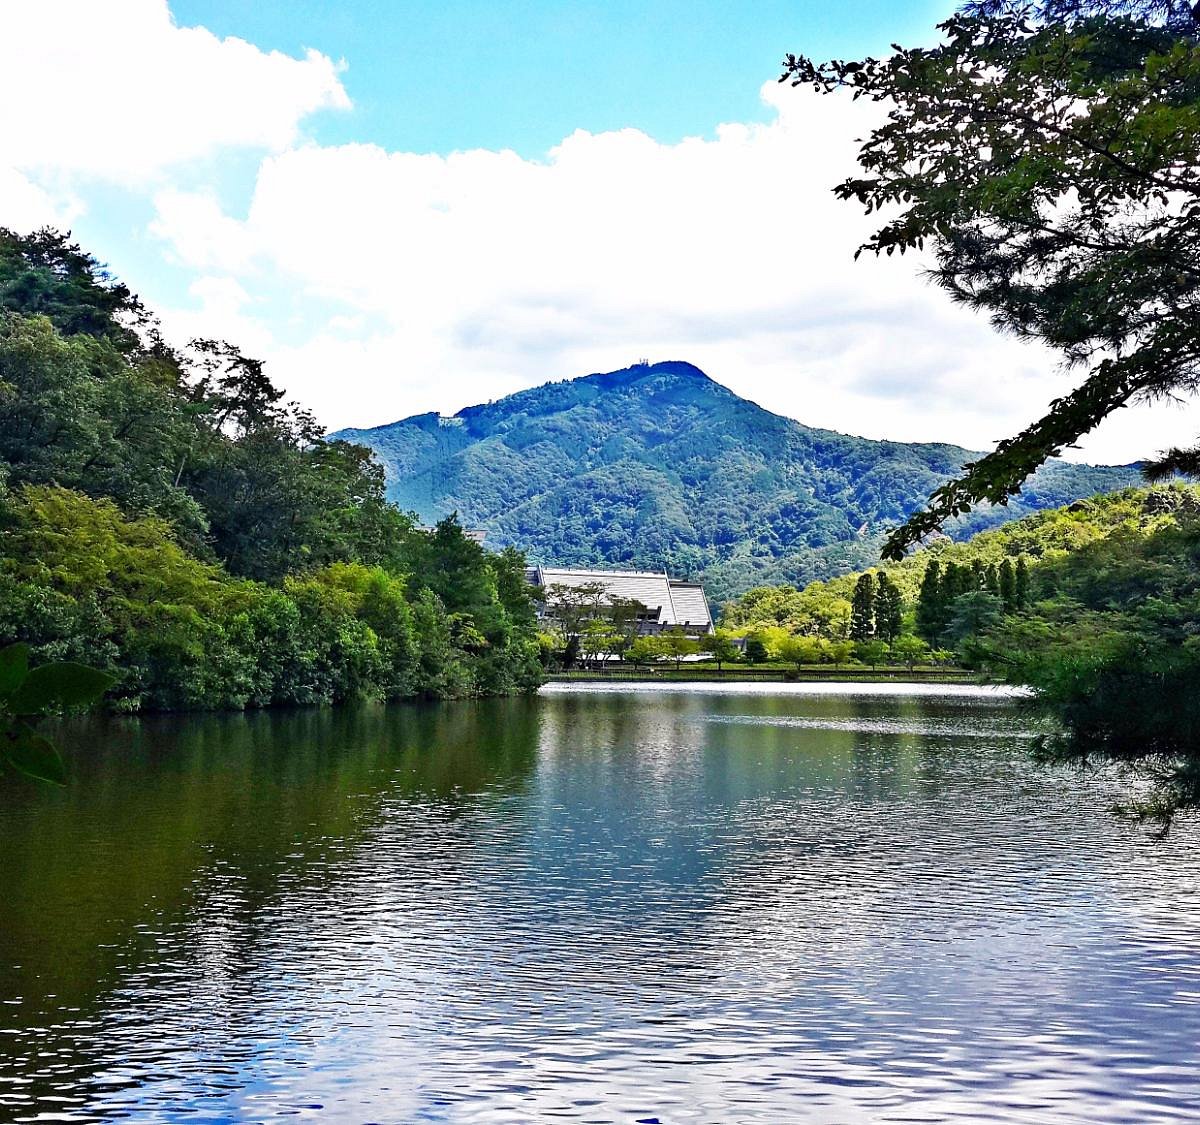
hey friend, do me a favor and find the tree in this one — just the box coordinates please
[916,560,944,639]
[984,564,1001,598]
[541,580,608,641]
[849,572,876,641]
[744,635,769,664]
[605,595,649,659]
[660,628,700,669]
[999,557,1018,611]
[827,639,856,667]
[856,639,890,668]
[875,573,904,642]
[778,634,823,668]
[1015,556,1032,608]
[943,591,1005,648]
[942,562,971,605]
[0,227,151,348]
[701,629,741,670]
[578,620,620,667]
[627,635,668,667]
[784,3,1200,556]
[892,634,930,670]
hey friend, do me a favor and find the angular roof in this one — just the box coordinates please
[667,581,711,629]
[531,566,712,630]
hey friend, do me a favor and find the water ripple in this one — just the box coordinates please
[0,688,1197,1123]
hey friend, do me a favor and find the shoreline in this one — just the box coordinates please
[540,679,1027,697]
[544,667,993,686]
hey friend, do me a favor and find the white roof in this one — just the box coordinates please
[532,566,712,629]
[668,581,711,629]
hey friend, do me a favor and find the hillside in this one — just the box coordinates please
[722,483,1200,816]
[725,483,1200,634]
[333,360,1140,601]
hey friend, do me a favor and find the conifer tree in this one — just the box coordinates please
[985,563,1001,597]
[941,562,964,602]
[999,557,1017,612]
[1015,557,1031,608]
[875,573,904,643]
[849,572,877,641]
[916,560,943,639]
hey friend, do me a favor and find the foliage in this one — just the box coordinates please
[875,573,904,642]
[0,229,544,710]
[892,635,931,669]
[783,3,1200,556]
[0,486,541,709]
[849,572,877,641]
[855,639,890,668]
[732,482,1200,820]
[334,360,1137,602]
[743,635,770,664]
[0,642,113,783]
[987,515,1200,821]
[700,629,741,668]
[777,634,826,667]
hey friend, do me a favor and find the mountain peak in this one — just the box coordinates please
[583,359,714,386]
[330,361,1141,601]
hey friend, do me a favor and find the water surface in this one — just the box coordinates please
[1,685,1198,1123]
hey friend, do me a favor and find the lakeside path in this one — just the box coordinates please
[540,679,1030,696]
[544,668,1001,687]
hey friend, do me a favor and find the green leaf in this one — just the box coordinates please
[0,643,29,696]
[10,663,115,715]
[4,725,66,785]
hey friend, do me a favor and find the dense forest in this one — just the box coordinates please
[0,229,543,710]
[725,484,1200,818]
[334,361,1138,601]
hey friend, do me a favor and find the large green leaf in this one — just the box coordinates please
[4,725,66,785]
[0,643,29,696]
[10,663,115,715]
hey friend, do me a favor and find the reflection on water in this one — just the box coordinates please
[1,686,1198,1123]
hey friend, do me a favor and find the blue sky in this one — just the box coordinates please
[2,1,1193,460]
[171,1,951,156]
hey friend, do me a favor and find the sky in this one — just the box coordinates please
[2,0,1196,462]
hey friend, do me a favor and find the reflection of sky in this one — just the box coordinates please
[8,688,1200,1123]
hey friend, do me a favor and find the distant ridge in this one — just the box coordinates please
[333,361,1140,601]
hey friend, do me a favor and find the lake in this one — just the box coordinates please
[1,684,1198,1123]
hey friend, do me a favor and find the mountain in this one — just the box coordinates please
[332,361,1141,602]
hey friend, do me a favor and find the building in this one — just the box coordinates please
[527,565,713,636]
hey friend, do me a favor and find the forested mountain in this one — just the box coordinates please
[334,361,1140,601]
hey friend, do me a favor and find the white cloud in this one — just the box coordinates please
[0,0,348,184]
[2,2,1193,464]
[147,78,1199,461]
[0,169,82,232]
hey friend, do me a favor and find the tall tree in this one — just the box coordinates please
[875,572,904,642]
[849,572,877,640]
[1015,556,1031,607]
[999,556,1018,611]
[784,2,1200,556]
[916,559,944,639]
[983,563,1000,597]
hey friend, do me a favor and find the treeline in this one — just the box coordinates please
[0,229,542,709]
[725,485,1200,816]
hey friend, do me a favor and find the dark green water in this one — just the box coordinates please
[1,683,1198,1123]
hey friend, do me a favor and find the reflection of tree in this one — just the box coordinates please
[0,700,544,1028]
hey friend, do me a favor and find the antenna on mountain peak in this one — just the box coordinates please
[634,357,650,367]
